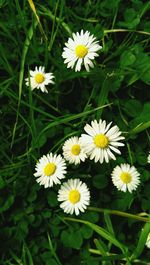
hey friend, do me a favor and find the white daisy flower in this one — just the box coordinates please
[80,119,125,163]
[146,233,150,248]
[25,66,55,93]
[58,178,90,215]
[34,153,67,188]
[111,163,140,193]
[62,136,87,165]
[147,152,150,163]
[62,29,102,72]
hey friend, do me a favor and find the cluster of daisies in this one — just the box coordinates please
[25,29,149,218]
[25,30,102,92]
[34,119,142,216]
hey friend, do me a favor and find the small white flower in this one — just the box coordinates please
[147,152,150,164]
[111,163,140,193]
[62,136,87,165]
[146,233,150,248]
[34,153,67,188]
[80,119,125,163]
[25,66,55,93]
[62,29,102,72]
[58,178,90,215]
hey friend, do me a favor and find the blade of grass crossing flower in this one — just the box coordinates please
[11,20,38,148]
[64,217,127,254]
[47,232,62,265]
[37,103,112,143]
[130,223,150,261]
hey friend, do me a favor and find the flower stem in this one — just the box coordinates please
[104,29,150,36]
[88,207,150,223]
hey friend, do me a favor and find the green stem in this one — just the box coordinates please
[39,6,71,34]
[88,207,150,223]
[104,29,150,36]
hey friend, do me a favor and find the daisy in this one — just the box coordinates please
[25,66,55,93]
[146,233,150,248]
[62,136,87,165]
[58,178,90,215]
[111,163,140,193]
[62,29,102,72]
[147,152,150,163]
[34,153,67,188]
[80,119,125,163]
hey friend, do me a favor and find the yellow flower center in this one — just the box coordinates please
[75,45,88,58]
[120,172,132,184]
[69,190,80,204]
[94,134,109,148]
[71,144,81,155]
[35,73,45,84]
[44,163,56,176]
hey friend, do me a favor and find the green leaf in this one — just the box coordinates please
[124,99,143,117]
[124,8,136,22]
[0,194,14,213]
[46,259,58,265]
[61,230,83,250]
[47,191,58,207]
[120,51,136,67]
[111,193,134,211]
[80,225,93,239]
[81,211,99,223]
[93,174,108,189]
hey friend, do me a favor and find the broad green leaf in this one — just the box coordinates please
[124,99,142,117]
[93,174,108,189]
[61,230,83,250]
[80,225,93,239]
[120,51,136,67]
[47,191,58,207]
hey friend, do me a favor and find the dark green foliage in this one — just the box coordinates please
[0,0,150,264]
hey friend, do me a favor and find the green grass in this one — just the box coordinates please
[0,0,150,264]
